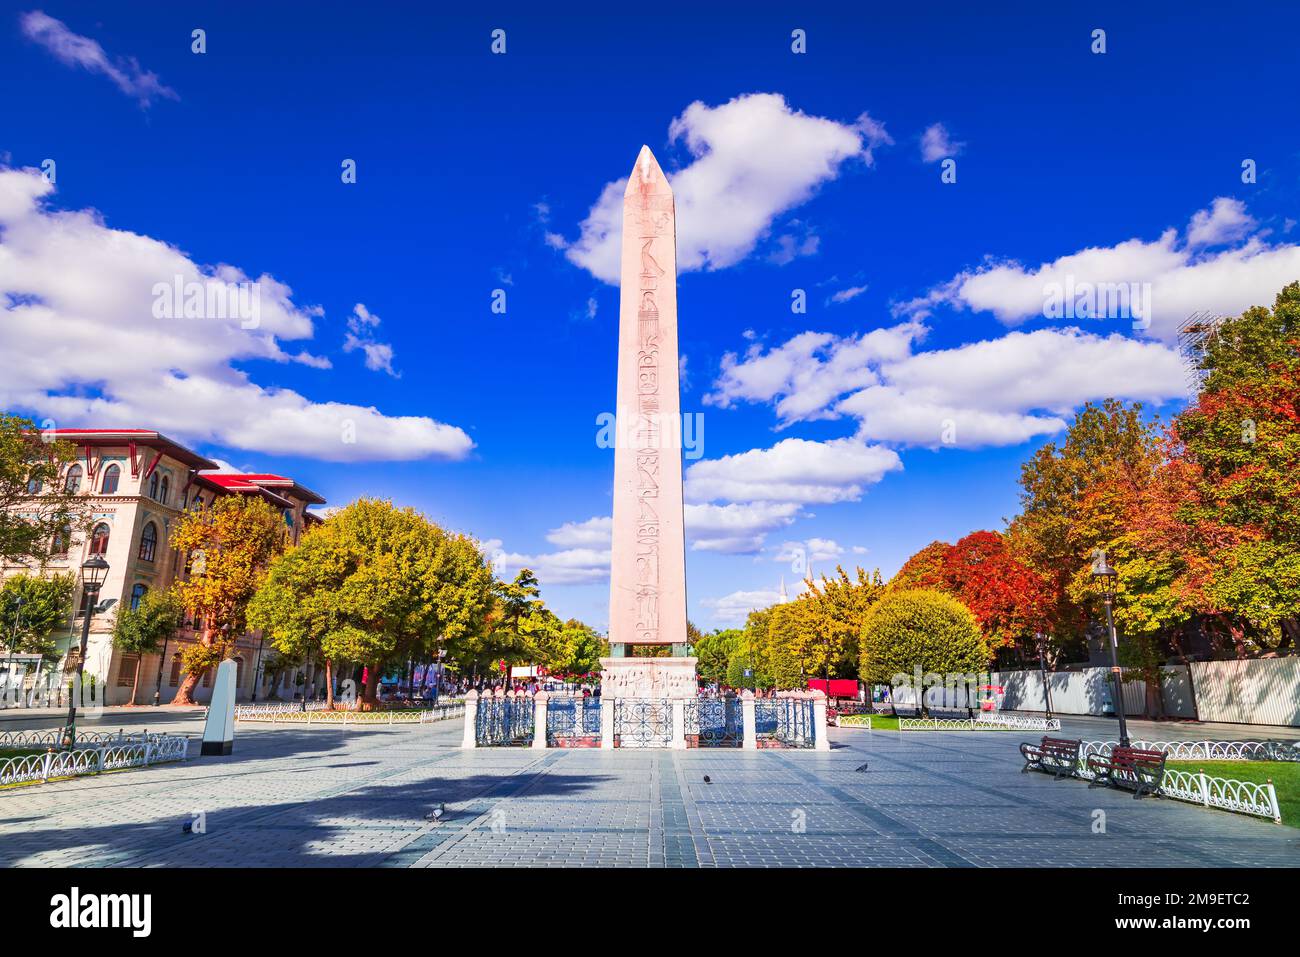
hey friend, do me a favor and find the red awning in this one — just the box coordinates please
[808,679,860,697]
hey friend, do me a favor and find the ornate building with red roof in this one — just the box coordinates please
[1,429,326,706]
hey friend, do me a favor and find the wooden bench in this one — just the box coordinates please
[1085,746,1166,798]
[1020,736,1082,779]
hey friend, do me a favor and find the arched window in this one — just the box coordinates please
[130,583,147,611]
[51,525,70,557]
[100,464,121,494]
[89,522,110,556]
[64,465,82,494]
[148,473,159,500]
[138,522,157,562]
[26,476,41,495]
[234,656,245,689]
[189,491,204,511]
[159,476,170,505]
[168,653,183,686]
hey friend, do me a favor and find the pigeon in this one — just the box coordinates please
[854,763,869,773]
[426,803,446,822]
[703,775,712,784]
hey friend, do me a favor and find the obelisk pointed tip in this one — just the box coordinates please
[625,145,671,197]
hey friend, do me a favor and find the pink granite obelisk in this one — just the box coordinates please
[602,146,696,705]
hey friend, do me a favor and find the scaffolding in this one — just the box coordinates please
[1177,311,1228,394]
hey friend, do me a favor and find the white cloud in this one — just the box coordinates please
[342,303,399,377]
[774,537,844,563]
[705,323,924,425]
[0,167,472,462]
[495,547,611,586]
[920,123,963,163]
[560,94,887,282]
[546,516,612,548]
[898,197,1297,342]
[1186,197,1256,248]
[708,320,1186,449]
[701,588,784,626]
[685,437,902,504]
[20,10,178,107]
[829,284,868,304]
[685,501,802,554]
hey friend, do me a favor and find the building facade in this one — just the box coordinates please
[0,429,325,706]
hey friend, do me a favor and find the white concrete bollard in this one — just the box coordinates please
[600,696,614,749]
[461,690,478,749]
[533,692,549,749]
[741,689,757,751]
[811,689,831,751]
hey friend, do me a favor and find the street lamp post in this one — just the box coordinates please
[152,633,169,707]
[4,596,22,708]
[64,555,110,748]
[1035,630,1055,721]
[1091,549,1129,747]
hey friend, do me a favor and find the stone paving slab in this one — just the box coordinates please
[0,719,1295,868]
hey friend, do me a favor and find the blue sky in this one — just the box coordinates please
[4,2,1300,631]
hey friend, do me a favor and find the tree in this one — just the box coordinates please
[111,590,183,705]
[0,415,90,567]
[1170,282,1300,650]
[249,498,494,708]
[860,589,989,716]
[1010,400,1162,658]
[693,627,741,685]
[889,541,949,591]
[170,495,288,704]
[801,565,885,681]
[0,573,74,658]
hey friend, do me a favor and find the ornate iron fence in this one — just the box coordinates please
[755,698,815,748]
[614,698,672,748]
[687,696,743,747]
[546,696,601,746]
[475,695,534,746]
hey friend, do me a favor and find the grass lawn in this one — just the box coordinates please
[0,748,47,760]
[1166,759,1299,828]
[837,714,900,731]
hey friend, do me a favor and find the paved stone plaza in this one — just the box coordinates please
[1,714,1296,867]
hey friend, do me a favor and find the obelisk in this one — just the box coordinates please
[601,146,696,705]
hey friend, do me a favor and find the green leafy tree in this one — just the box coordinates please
[0,415,92,567]
[111,589,183,705]
[860,589,989,716]
[250,498,494,708]
[693,627,741,684]
[0,573,75,658]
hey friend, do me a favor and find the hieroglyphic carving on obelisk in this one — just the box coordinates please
[608,146,687,653]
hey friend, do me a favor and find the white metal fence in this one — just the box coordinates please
[233,702,465,725]
[1077,740,1285,823]
[899,715,1062,732]
[0,734,189,788]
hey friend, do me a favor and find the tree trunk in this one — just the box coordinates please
[361,664,382,710]
[130,654,142,706]
[324,659,335,710]
[171,625,216,705]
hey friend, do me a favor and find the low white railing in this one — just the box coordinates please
[0,734,189,788]
[900,716,1062,732]
[976,713,1063,731]
[234,702,465,725]
[1077,741,1282,823]
[1080,739,1299,763]
[0,729,174,749]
